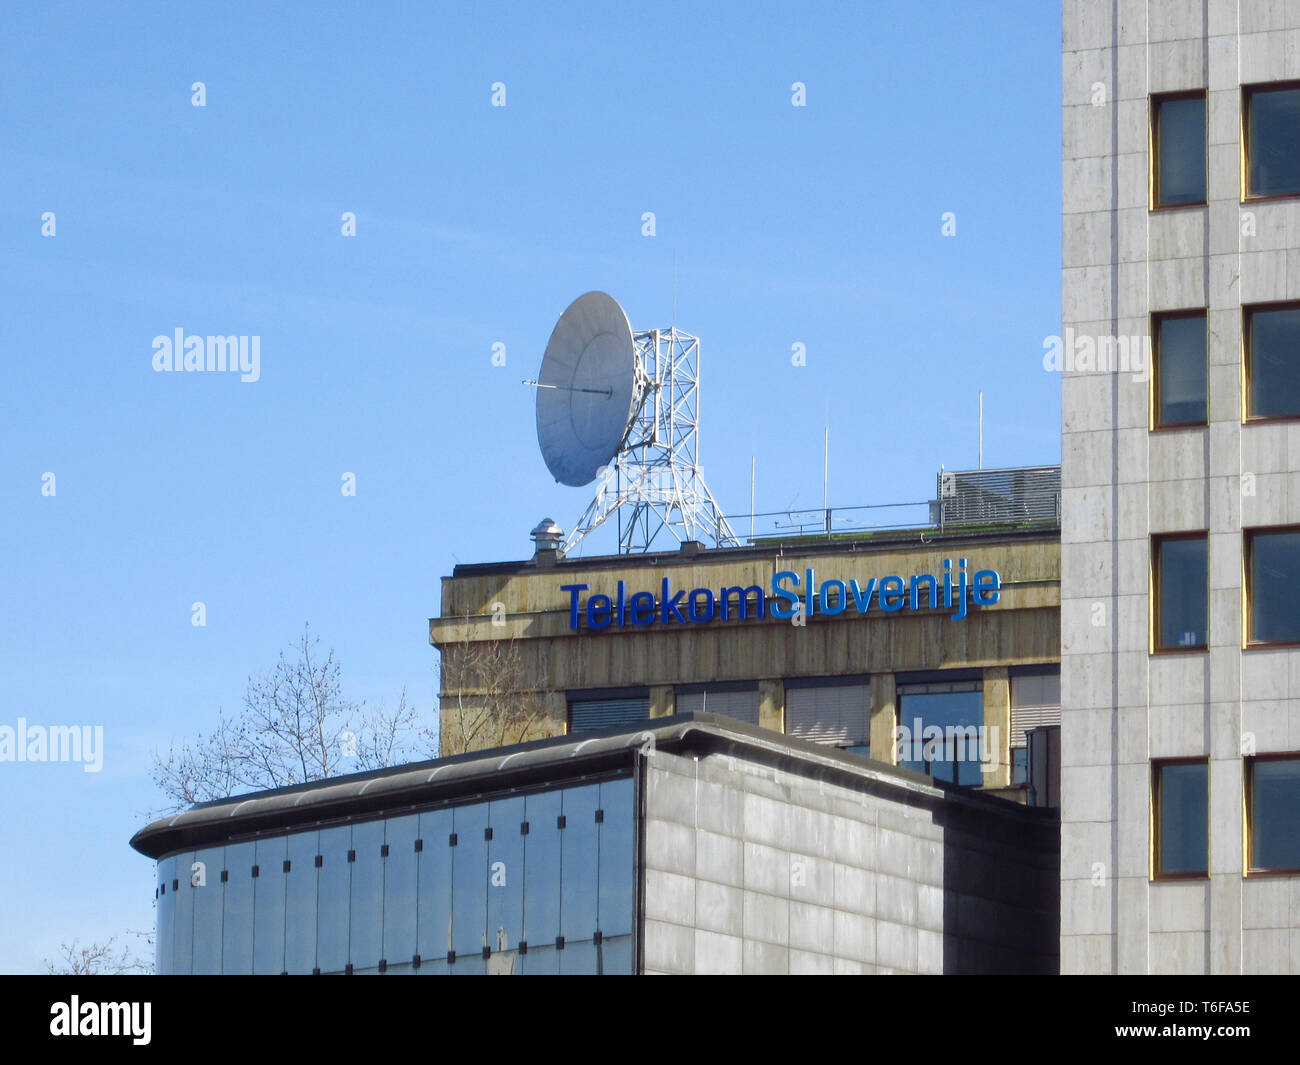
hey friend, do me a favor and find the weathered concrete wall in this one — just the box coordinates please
[640,748,1058,974]
[1061,0,1300,974]
[432,534,1060,757]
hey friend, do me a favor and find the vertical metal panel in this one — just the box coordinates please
[560,785,600,941]
[220,841,255,975]
[450,802,489,957]
[598,778,636,937]
[382,814,419,966]
[172,850,196,976]
[315,825,351,974]
[252,836,286,975]
[283,830,318,974]
[348,820,385,969]
[487,796,526,952]
[416,807,454,961]
[191,846,224,974]
[523,790,563,945]
[155,855,176,975]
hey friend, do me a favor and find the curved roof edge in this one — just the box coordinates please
[129,713,1053,860]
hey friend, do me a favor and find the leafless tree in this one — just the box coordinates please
[44,935,152,975]
[431,621,560,756]
[150,623,420,813]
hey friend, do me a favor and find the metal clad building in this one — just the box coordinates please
[131,716,1059,975]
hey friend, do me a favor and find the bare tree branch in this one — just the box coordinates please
[44,936,151,976]
[150,623,421,813]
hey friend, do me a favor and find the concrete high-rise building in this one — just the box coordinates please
[1061,0,1300,973]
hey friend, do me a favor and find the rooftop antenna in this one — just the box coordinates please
[672,248,678,327]
[525,291,738,554]
[979,390,984,470]
[823,423,830,534]
[749,455,755,543]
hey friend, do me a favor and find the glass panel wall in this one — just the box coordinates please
[221,841,256,975]
[153,777,637,974]
[382,814,419,966]
[252,836,286,975]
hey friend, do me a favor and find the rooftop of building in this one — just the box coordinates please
[451,463,1063,579]
[129,712,1058,860]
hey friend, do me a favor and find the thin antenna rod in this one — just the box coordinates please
[672,249,678,327]
[978,391,983,470]
[750,455,755,542]
[823,424,829,533]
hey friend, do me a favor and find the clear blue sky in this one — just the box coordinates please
[0,1,1061,971]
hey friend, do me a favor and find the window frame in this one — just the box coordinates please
[1151,757,1211,881]
[1150,90,1208,210]
[783,674,871,752]
[895,679,985,787]
[1243,525,1300,648]
[565,687,651,734]
[1245,753,1300,877]
[1150,531,1210,654]
[1150,308,1209,430]
[1242,80,1300,203]
[1243,300,1300,424]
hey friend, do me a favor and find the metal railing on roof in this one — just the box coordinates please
[713,465,1061,545]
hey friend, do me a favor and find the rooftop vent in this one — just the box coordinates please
[530,518,565,559]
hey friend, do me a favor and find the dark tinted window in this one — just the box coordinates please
[1154,94,1206,206]
[1248,529,1300,643]
[897,688,985,786]
[1155,313,1207,426]
[1246,304,1300,419]
[1154,535,1208,650]
[1250,758,1300,872]
[1155,761,1208,876]
[1247,84,1300,198]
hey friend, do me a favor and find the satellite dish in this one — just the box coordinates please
[526,290,738,554]
[535,292,640,487]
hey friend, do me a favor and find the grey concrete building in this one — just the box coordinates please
[1061,0,1300,973]
[130,715,1059,974]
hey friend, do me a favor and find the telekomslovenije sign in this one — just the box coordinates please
[560,558,1001,630]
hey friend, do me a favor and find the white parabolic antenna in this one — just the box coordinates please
[536,292,640,488]
[527,291,739,554]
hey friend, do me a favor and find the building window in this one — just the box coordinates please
[1152,92,1206,207]
[1153,760,1209,878]
[1244,302,1300,421]
[897,681,984,786]
[1152,311,1207,427]
[1245,527,1300,645]
[784,678,869,755]
[1247,756,1300,874]
[567,690,650,734]
[675,683,760,726]
[1012,747,1029,786]
[1244,81,1300,199]
[1010,667,1060,781]
[1152,534,1208,651]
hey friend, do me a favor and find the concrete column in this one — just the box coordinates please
[758,678,784,734]
[649,684,675,719]
[982,666,1011,788]
[870,672,897,764]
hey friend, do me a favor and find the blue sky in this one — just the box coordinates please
[0,1,1061,972]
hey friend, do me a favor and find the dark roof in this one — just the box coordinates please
[130,712,1055,860]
